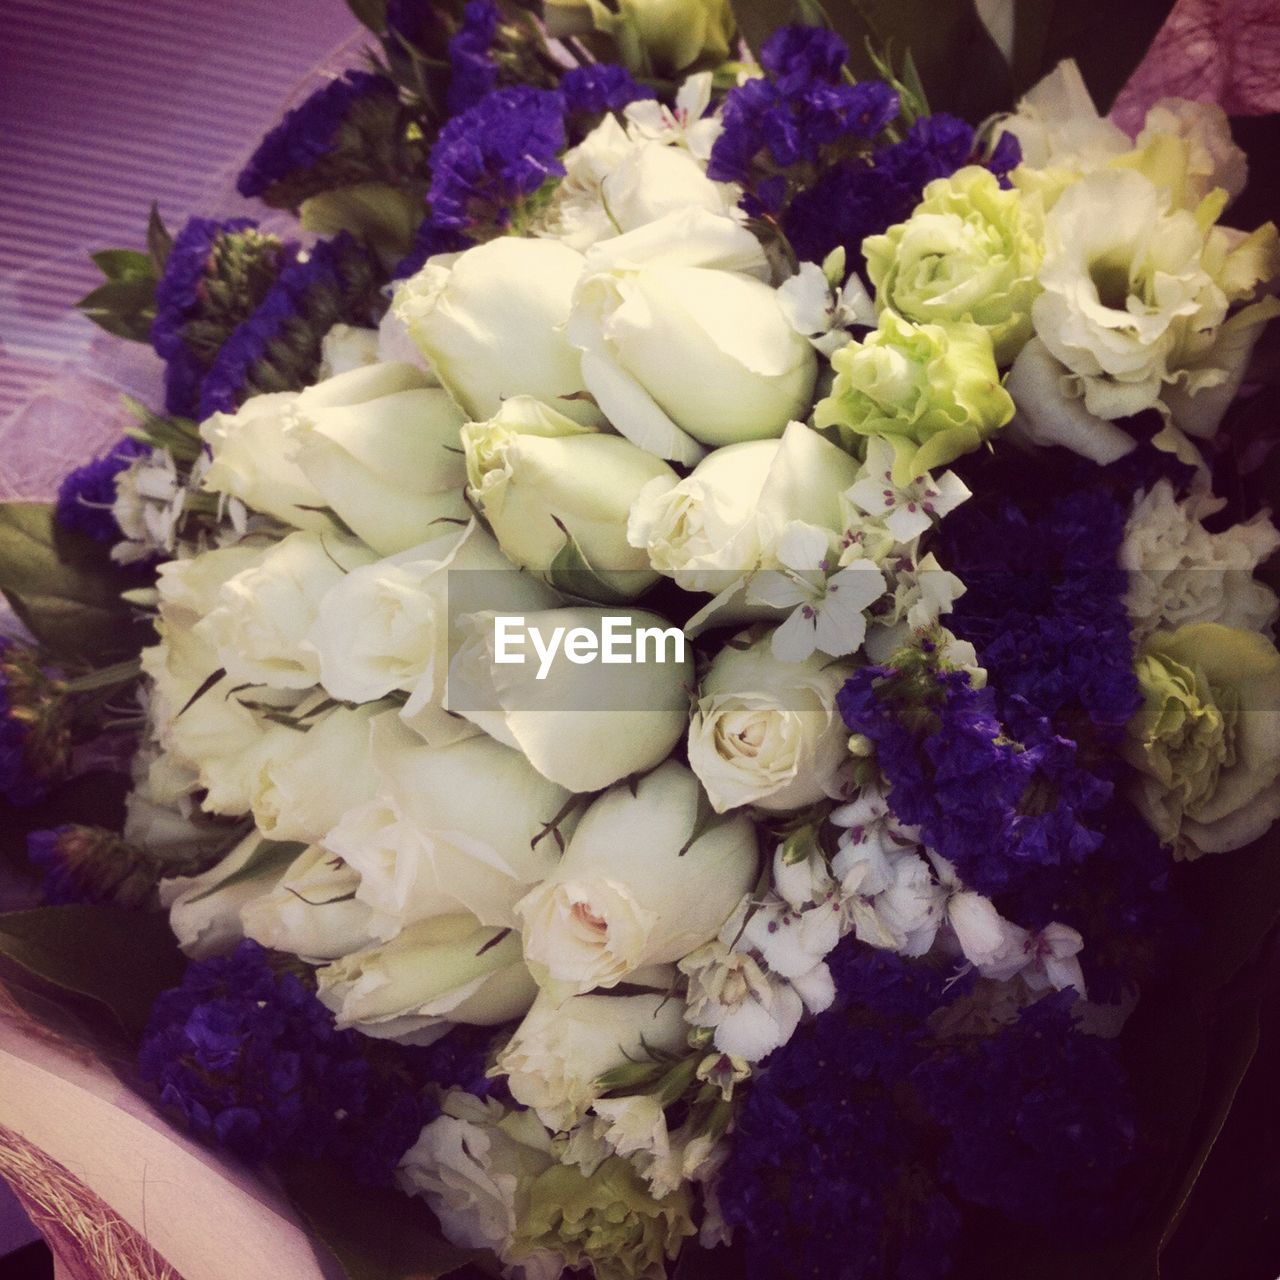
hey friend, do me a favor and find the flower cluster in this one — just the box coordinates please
[31,11,1280,1280]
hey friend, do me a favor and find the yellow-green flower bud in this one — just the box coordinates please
[1125,623,1280,854]
[863,166,1045,367]
[513,1156,694,1280]
[815,311,1014,486]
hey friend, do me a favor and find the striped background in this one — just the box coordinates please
[0,0,365,497]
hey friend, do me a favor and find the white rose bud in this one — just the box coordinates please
[240,844,377,961]
[448,606,693,792]
[161,833,289,958]
[288,363,470,556]
[688,631,854,813]
[315,914,538,1044]
[393,237,602,426]
[515,762,758,991]
[306,520,558,712]
[325,717,575,935]
[463,397,677,596]
[497,985,687,1131]
[627,421,861,592]
[195,529,375,690]
[200,392,328,529]
[249,703,385,845]
[568,210,817,463]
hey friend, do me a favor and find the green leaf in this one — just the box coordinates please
[728,0,1014,119]
[183,838,304,905]
[277,1158,495,1280]
[76,280,157,342]
[146,203,174,272]
[299,183,421,266]
[89,249,154,283]
[345,0,389,33]
[0,905,186,1039]
[1026,0,1178,113]
[0,503,148,662]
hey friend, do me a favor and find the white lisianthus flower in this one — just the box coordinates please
[248,703,385,845]
[397,1093,565,1280]
[161,834,290,958]
[239,844,377,961]
[316,914,538,1044]
[307,520,557,711]
[287,363,469,556]
[393,237,601,426]
[447,607,693,793]
[687,629,855,812]
[1121,477,1280,639]
[200,392,329,529]
[324,717,574,935]
[627,421,862,594]
[462,397,676,596]
[195,529,375,690]
[497,985,686,1131]
[1134,99,1248,207]
[516,763,757,992]
[568,209,814,463]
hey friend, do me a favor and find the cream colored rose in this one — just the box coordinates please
[688,632,853,812]
[315,914,538,1044]
[515,762,758,992]
[497,984,686,1130]
[393,237,601,427]
[287,362,469,556]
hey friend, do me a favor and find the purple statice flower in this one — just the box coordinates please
[838,658,1110,901]
[560,63,654,118]
[784,113,1022,269]
[708,26,898,214]
[151,217,255,362]
[27,824,157,908]
[197,233,376,417]
[0,639,69,808]
[913,991,1138,1240]
[54,437,146,543]
[447,0,500,113]
[719,945,962,1280]
[138,941,435,1182]
[427,86,567,234]
[237,71,393,199]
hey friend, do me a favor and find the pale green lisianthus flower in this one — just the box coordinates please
[863,166,1045,367]
[1125,622,1280,855]
[815,311,1014,486]
[513,1156,695,1280]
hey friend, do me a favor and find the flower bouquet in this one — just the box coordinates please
[2,0,1279,1277]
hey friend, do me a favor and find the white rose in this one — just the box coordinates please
[497,984,686,1130]
[195,529,375,690]
[627,421,861,593]
[549,115,739,252]
[393,237,601,426]
[462,397,676,596]
[325,717,575,936]
[448,606,692,793]
[161,833,293,958]
[240,844,377,961]
[248,703,385,845]
[316,914,537,1044]
[306,519,557,711]
[688,632,854,813]
[515,762,758,991]
[1122,477,1280,639]
[288,363,469,556]
[200,393,328,529]
[568,209,815,463]
[397,1092,564,1280]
